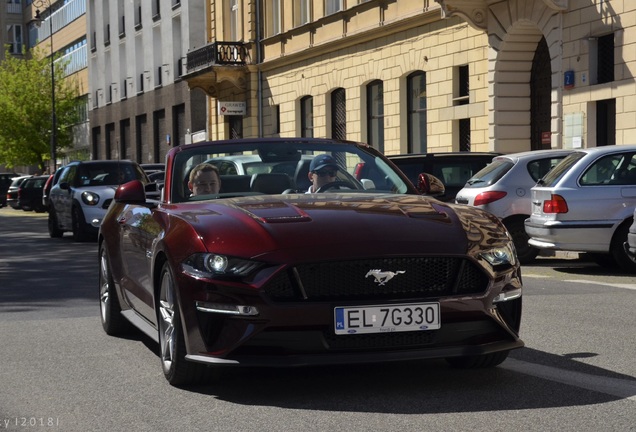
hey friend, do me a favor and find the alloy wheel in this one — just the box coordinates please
[158,270,176,374]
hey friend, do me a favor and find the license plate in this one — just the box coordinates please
[334,303,440,335]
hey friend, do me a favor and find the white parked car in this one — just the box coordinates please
[455,149,573,263]
[525,145,636,272]
[48,160,150,241]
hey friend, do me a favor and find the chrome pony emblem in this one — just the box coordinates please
[365,269,406,286]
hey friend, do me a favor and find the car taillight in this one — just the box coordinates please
[543,194,568,213]
[474,191,507,206]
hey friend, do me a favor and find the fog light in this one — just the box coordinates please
[493,288,522,303]
[196,301,259,316]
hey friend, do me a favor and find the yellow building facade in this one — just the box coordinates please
[186,0,636,154]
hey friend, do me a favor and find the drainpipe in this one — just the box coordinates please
[256,0,263,137]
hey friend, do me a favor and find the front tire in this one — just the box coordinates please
[99,243,130,335]
[72,206,90,242]
[445,350,510,368]
[158,262,209,386]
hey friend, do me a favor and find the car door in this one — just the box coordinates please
[58,165,79,229]
[49,166,72,229]
[118,205,160,324]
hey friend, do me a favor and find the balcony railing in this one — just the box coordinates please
[60,43,87,76]
[186,42,247,73]
[36,0,86,41]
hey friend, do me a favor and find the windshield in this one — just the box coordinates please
[76,162,148,187]
[463,159,513,188]
[170,139,413,203]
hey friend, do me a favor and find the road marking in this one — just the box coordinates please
[524,274,636,291]
[503,358,636,401]
[563,279,636,291]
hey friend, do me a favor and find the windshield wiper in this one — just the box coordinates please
[467,179,485,185]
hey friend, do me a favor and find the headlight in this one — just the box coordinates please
[480,243,517,267]
[182,253,262,278]
[81,191,100,206]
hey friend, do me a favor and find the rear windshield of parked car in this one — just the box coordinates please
[540,152,586,187]
[463,159,513,188]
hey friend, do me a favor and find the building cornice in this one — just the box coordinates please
[434,0,568,31]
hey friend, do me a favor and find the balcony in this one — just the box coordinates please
[182,42,249,97]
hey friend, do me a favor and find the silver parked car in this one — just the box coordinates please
[525,145,636,273]
[625,207,636,260]
[455,149,573,263]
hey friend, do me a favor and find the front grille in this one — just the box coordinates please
[263,257,489,302]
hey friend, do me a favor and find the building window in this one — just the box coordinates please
[228,0,239,40]
[76,95,88,123]
[173,104,186,147]
[120,119,131,159]
[454,65,469,106]
[407,71,427,153]
[265,0,281,37]
[134,1,142,29]
[597,34,614,84]
[367,80,384,152]
[325,0,342,15]
[272,105,280,135]
[294,0,311,27]
[331,88,346,140]
[105,123,115,160]
[152,0,161,20]
[135,114,147,163]
[301,96,314,138]
[596,99,616,146]
[459,118,471,152]
[7,24,23,54]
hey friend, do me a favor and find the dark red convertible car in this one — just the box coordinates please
[98,138,523,386]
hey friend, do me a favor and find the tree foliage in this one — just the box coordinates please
[0,47,80,171]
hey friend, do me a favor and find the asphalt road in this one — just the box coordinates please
[1,207,635,432]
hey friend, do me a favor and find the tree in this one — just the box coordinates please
[0,46,80,171]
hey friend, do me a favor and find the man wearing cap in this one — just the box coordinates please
[307,154,339,193]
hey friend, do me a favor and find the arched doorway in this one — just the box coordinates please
[531,37,552,150]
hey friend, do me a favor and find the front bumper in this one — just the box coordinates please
[178,260,524,367]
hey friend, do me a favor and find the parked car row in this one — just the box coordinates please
[5,175,33,210]
[525,145,636,273]
[1,172,23,207]
[2,173,51,212]
[455,149,574,263]
[451,145,636,273]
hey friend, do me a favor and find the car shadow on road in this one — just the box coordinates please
[155,345,633,413]
[109,317,636,413]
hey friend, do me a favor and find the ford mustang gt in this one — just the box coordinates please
[98,138,523,386]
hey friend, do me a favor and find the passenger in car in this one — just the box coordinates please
[188,163,222,196]
[307,154,339,193]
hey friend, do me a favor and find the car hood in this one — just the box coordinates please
[164,193,505,262]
